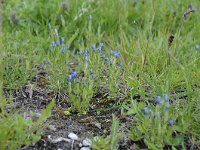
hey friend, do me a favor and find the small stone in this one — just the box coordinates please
[94,123,101,129]
[68,133,78,140]
[82,138,91,147]
[80,147,91,150]
[79,143,83,147]
[48,125,56,131]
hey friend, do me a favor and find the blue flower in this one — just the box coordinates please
[86,48,90,55]
[51,42,55,48]
[71,71,77,79]
[169,119,175,126]
[84,55,88,62]
[68,75,72,82]
[56,40,59,46]
[98,43,103,53]
[195,44,199,51]
[92,44,96,49]
[92,44,96,52]
[61,37,64,44]
[114,50,119,58]
[90,69,93,75]
[144,106,148,116]
[156,96,161,105]
[100,43,103,47]
[89,14,92,21]
[62,47,65,54]
[79,51,83,55]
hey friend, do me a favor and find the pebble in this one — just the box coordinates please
[48,125,56,131]
[80,147,91,150]
[68,132,78,141]
[82,138,91,147]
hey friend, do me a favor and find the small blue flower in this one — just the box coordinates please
[98,43,103,53]
[169,119,175,126]
[61,37,64,44]
[156,96,161,105]
[86,48,90,55]
[98,47,102,53]
[62,47,65,54]
[144,106,148,116]
[79,51,83,55]
[56,40,59,46]
[114,50,119,58]
[92,44,96,49]
[51,42,55,48]
[84,55,89,63]
[92,44,96,52]
[71,71,77,79]
[68,74,72,82]
[89,14,92,21]
[99,43,103,47]
[195,44,199,51]
[90,69,93,75]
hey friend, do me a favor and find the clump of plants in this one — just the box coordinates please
[91,114,121,150]
[0,96,55,150]
[126,94,190,149]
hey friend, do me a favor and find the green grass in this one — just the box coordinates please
[1,0,200,149]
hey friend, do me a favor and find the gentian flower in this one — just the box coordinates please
[68,75,72,82]
[114,50,119,58]
[89,14,92,21]
[169,119,175,126]
[156,96,161,105]
[90,69,93,75]
[62,47,65,54]
[92,44,96,49]
[84,55,88,62]
[56,40,59,46]
[98,43,103,53]
[61,37,64,44]
[52,42,55,48]
[195,44,199,50]
[71,72,77,79]
[86,48,90,55]
[92,44,96,52]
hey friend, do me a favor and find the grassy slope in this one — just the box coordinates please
[1,0,200,149]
